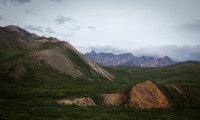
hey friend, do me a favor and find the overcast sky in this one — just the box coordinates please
[0,0,200,61]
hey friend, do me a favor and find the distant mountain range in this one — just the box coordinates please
[85,50,174,67]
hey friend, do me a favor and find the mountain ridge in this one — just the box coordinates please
[85,50,174,67]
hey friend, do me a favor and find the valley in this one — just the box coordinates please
[0,25,200,119]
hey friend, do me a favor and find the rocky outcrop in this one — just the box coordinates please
[100,93,123,106]
[129,80,170,108]
[57,97,96,107]
[100,80,171,109]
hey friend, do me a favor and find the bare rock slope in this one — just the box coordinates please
[100,80,170,109]
[129,80,170,108]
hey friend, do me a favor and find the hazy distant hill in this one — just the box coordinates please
[85,50,174,67]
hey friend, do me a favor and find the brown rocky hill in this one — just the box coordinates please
[0,25,114,81]
[100,80,170,109]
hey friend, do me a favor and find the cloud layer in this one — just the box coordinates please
[0,0,31,6]
[10,0,31,3]
[177,20,200,33]
[49,0,62,3]
[54,16,76,25]
[23,25,56,35]
[23,25,44,33]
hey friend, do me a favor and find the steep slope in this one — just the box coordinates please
[0,25,114,81]
[129,80,170,108]
[61,42,114,80]
[30,48,84,78]
[85,51,174,67]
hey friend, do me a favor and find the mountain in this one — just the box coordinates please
[0,25,114,81]
[85,50,174,67]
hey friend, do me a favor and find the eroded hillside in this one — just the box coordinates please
[0,25,114,81]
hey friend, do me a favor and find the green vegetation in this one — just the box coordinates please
[0,60,200,119]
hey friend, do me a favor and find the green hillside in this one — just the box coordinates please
[1,60,200,119]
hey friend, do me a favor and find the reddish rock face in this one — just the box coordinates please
[129,80,170,109]
[100,80,171,109]
[100,93,123,106]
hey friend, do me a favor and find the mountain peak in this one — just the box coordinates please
[90,50,97,55]
[164,56,170,59]
[4,25,39,39]
[4,25,21,33]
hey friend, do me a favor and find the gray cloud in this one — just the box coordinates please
[0,0,7,6]
[54,16,75,25]
[87,45,127,55]
[10,0,31,4]
[49,0,62,3]
[88,26,105,32]
[177,20,200,32]
[23,25,44,33]
[57,33,74,37]
[19,9,35,15]
[88,26,96,29]
[0,0,31,6]
[46,27,56,34]
[70,24,80,31]
[0,15,3,19]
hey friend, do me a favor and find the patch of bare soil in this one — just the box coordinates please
[57,97,96,107]
[100,93,123,106]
